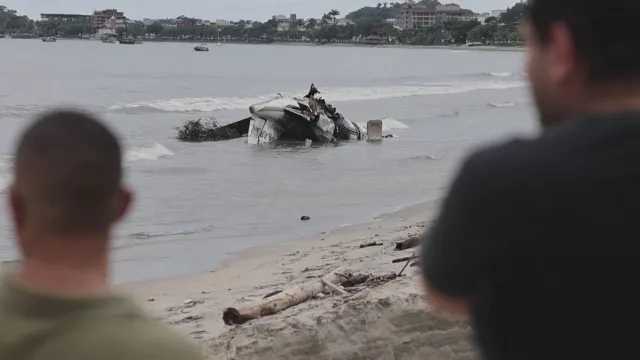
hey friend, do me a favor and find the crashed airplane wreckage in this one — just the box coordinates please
[175,84,386,144]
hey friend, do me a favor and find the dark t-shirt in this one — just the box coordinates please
[422,112,640,360]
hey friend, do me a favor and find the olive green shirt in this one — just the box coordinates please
[0,277,205,360]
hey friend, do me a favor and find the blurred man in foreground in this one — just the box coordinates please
[0,110,204,360]
[422,0,640,359]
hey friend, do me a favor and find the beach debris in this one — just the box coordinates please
[359,241,383,249]
[147,298,155,302]
[301,216,311,221]
[398,252,416,277]
[410,261,420,268]
[322,279,349,295]
[171,314,205,325]
[341,274,370,287]
[395,235,421,251]
[262,290,283,299]
[183,299,205,308]
[392,254,420,264]
[222,266,354,325]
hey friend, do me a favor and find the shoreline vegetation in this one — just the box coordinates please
[1,1,525,48]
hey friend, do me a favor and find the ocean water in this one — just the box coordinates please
[0,40,538,283]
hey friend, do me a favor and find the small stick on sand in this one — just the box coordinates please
[322,280,349,295]
[359,242,383,249]
[262,290,283,299]
[409,261,420,268]
[392,254,419,264]
[398,252,416,277]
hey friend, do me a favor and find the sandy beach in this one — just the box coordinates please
[121,199,478,360]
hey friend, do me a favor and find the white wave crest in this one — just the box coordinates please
[487,101,516,108]
[109,81,526,113]
[0,156,12,194]
[0,175,10,194]
[125,143,174,162]
[486,72,515,77]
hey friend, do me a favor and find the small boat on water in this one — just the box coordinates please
[102,37,117,43]
[42,37,57,42]
[194,44,209,51]
[118,37,142,45]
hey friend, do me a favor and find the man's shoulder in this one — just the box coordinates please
[31,317,204,360]
[462,136,552,179]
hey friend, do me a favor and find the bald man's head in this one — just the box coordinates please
[11,110,131,239]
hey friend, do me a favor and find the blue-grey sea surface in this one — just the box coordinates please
[0,40,537,283]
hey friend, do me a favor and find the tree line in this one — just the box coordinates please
[1,1,524,46]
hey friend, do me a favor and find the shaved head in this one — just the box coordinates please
[11,110,128,238]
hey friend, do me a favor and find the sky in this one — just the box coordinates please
[2,0,519,22]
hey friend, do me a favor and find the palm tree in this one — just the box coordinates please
[328,9,340,23]
[321,13,330,25]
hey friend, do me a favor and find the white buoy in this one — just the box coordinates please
[367,120,383,141]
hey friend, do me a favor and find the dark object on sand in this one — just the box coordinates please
[395,235,421,251]
[262,290,283,299]
[341,274,370,287]
[359,242,383,249]
[301,216,311,221]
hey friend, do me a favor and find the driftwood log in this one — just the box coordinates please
[223,267,353,325]
[395,235,421,251]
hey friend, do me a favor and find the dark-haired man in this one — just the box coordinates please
[0,110,204,360]
[422,1,640,359]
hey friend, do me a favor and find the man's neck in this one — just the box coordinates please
[585,84,640,114]
[13,234,110,297]
[13,259,109,297]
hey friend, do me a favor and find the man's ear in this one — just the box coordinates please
[9,184,26,231]
[113,187,133,223]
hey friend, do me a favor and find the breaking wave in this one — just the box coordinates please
[125,142,174,162]
[0,156,12,194]
[129,225,215,239]
[0,175,9,194]
[0,144,174,192]
[0,104,44,117]
[488,101,516,108]
[108,81,525,113]
[485,72,517,77]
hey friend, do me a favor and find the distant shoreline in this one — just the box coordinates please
[4,36,525,52]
